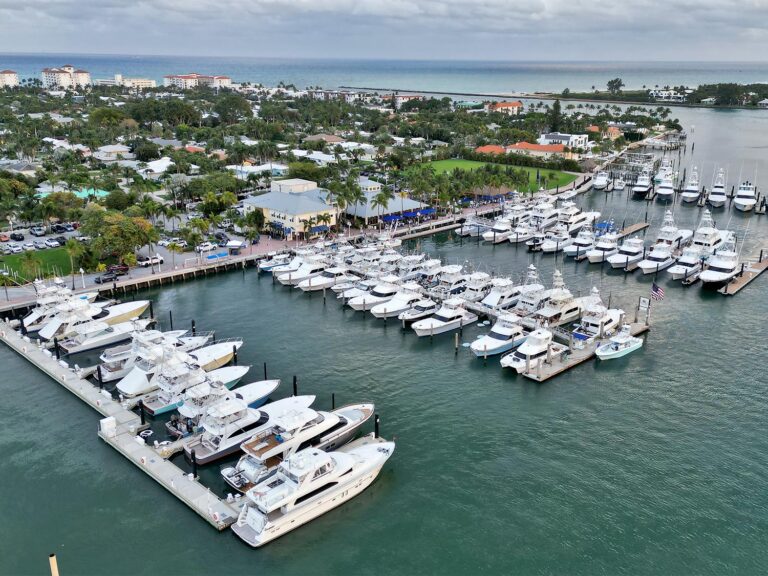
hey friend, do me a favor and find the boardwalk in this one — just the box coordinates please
[720,255,768,296]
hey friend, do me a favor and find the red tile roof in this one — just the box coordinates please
[489,101,523,110]
[475,145,507,155]
[0,70,16,74]
[507,142,565,153]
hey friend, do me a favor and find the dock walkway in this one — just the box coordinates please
[720,254,768,296]
[0,322,240,530]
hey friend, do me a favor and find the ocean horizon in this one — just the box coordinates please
[2,53,768,93]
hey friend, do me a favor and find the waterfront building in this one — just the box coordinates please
[538,132,589,150]
[648,89,688,102]
[507,142,566,159]
[163,73,232,89]
[485,101,524,115]
[758,99,768,109]
[41,65,91,89]
[304,133,346,144]
[93,144,134,162]
[0,70,19,88]
[95,74,157,89]
[227,162,289,180]
[344,188,426,225]
[700,97,717,105]
[475,144,507,155]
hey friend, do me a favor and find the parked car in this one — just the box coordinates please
[196,241,216,253]
[33,240,47,250]
[30,226,46,237]
[137,254,165,267]
[213,231,229,241]
[94,271,118,284]
[107,264,129,275]
[10,232,24,241]
[54,236,67,245]
[44,238,60,248]
[63,223,75,232]
[0,233,9,242]
[51,224,66,233]
[22,242,35,251]
[75,235,92,243]
[8,243,22,254]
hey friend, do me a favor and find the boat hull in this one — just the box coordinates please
[596,340,643,360]
[413,316,477,337]
[470,336,524,357]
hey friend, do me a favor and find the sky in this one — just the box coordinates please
[2,0,768,60]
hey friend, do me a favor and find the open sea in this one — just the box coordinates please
[1,56,768,575]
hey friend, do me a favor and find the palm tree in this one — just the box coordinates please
[371,189,394,231]
[167,241,183,269]
[243,228,259,254]
[301,216,316,240]
[64,238,85,289]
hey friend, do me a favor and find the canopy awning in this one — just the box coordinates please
[382,214,402,222]
[402,211,419,218]
[418,208,436,215]
[310,225,329,233]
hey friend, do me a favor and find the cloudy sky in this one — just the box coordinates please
[2,0,768,60]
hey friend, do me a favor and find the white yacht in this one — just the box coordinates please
[276,259,327,286]
[733,181,757,212]
[637,243,677,274]
[38,299,150,341]
[511,265,548,317]
[563,225,595,258]
[596,324,644,360]
[655,158,674,184]
[528,202,559,231]
[60,318,153,354]
[396,254,427,280]
[412,298,478,337]
[507,221,537,243]
[593,171,609,190]
[258,253,291,272]
[586,233,620,263]
[613,176,626,192]
[431,265,467,298]
[607,237,645,269]
[270,256,304,276]
[482,218,514,244]
[470,313,525,357]
[221,402,375,493]
[540,224,573,253]
[184,395,317,465]
[667,246,703,280]
[632,170,653,197]
[680,167,701,203]
[23,286,99,332]
[458,216,490,238]
[370,282,423,318]
[398,298,439,324]
[573,288,622,338]
[556,201,599,234]
[527,270,581,328]
[232,436,395,548]
[347,275,400,311]
[700,233,739,288]
[707,168,727,208]
[500,329,566,373]
[654,209,693,248]
[479,278,521,311]
[336,276,380,300]
[655,172,676,202]
[298,267,355,292]
[690,210,723,255]
[462,272,493,302]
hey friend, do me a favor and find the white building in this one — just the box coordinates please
[95,74,156,89]
[0,70,19,88]
[163,73,232,89]
[648,89,687,103]
[93,144,134,162]
[41,65,91,89]
[358,177,382,193]
[538,132,589,151]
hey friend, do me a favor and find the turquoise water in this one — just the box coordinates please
[3,54,768,92]
[1,185,767,574]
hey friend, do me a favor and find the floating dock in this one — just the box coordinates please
[0,321,240,530]
[719,254,768,296]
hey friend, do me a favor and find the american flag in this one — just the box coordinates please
[651,282,665,301]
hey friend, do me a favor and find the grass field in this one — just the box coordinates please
[0,247,72,279]
[426,159,578,190]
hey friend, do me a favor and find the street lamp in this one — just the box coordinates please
[79,267,85,289]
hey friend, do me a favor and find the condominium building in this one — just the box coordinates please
[0,70,19,88]
[163,73,232,89]
[41,65,91,89]
[95,74,157,89]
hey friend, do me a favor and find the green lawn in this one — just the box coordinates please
[426,159,578,190]
[0,247,73,279]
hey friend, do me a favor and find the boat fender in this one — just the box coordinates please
[212,511,220,522]
[140,456,147,465]
[96,399,101,407]
[21,346,26,353]
[139,429,153,438]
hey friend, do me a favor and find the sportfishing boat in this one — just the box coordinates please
[431,265,467,298]
[60,318,153,354]
[168,379,280,438]
[462,272,493,302]
[412,298,478,337]
[370,282,423,318]
[655,172,676,202]
[335,276,380,300]
[270,255,305,276]
[347,275,400,311]
[563,225,595,258]
[184,395,317,465]
[511,265,548,317]
[632,170,653,197]
[680,167,701,203]
[221,402,375,493]
[39,299,151,341]
[398,298,439,324]
[457,216,490,238]
[700,232,739,288]
[586,233,620,263]
[556,201,599,234]
[507,222,537,243]
[482,217,514,244]
[526,270,581,328]
[503,204,531,226]
[690,210,724,255]
[231,436,395,547]
[540,224,573,253]
[258,253,292,272]
[479,277,520,311]
[607,237,645,269]
[654,209,693,248]
[733,181,757,212]
[593,171,609,190]
[655,158,674,184]
[396,254,427,280]
[707,168,727,208]
[298,267,355,292]
[595,324,643,360]
[573,288,622,338]
[613,176,626,192]
[187,340,244,371]
[500,329,566,373]
[667,246,704,281]
[637,243,677,274]
[470,313,525,357]
[23,286,100,332]
[277,259,327,286]
[528,202,559,231]
[142,364,250,416]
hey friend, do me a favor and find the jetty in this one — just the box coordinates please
[719,252,768,296]
[0,321,241,530]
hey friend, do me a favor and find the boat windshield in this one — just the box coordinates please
[432,313,457,323]
[370,289,393,297]
[415,304,434,312]
[708,264,736,273]
[489,331,513,341]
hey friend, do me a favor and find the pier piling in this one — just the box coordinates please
[292,375,297,396]
[48,554,59,576]
[454,333,459,355]
[191,449,198,479]
[332,393,335,409]
[374,414,380,438]
[169,310,173,331]
[53,337,60,360]
[97,365,103,389]
[263,362,267,380]
[149,301,154,320]
[138,400,145,425]
[232,345,238,366]
[191,319,196,336]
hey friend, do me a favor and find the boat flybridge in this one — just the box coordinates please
[593,171,609,190]
[507,221,537,243]
[457,216,490,238]
[573,287,623,338]
[733,181,757,212]
[563,225,595,258]
[231,436,395,548]
[680,167,701,203]
[632,170,653,197]
[184,395,317,465]
[370,282,423,318]
[431,265,467,298]
[655,158,674,184]
[482,217,514,244]
[277,258,327,286]
[60,318,153,354]
[470,313,525,357]
[708,168,727,208]
[526,270,581,329]
[655,209,693,248]
[613,176,626,191]
[221,402,375,493]
[499,328,567,373]
[556,201,599,234]
[655,172,676,202]
[462,272,493,302]
[23,283,99,332]
[690,209,724,255]
[637,243,677,274]
[398,298,439,324]
[258,252,292,272]
[667,246,703,281]
[411,298,478,337]
[528,202,559,231]
[607,237,645,269]
[585,232,620,263]
[347,274,400,311]
[298,267,356,292]
[539,224,573,253]
[38,299,150,341]
[479,277,520,311]
[511,265,548,317]
[700,232,739,288]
